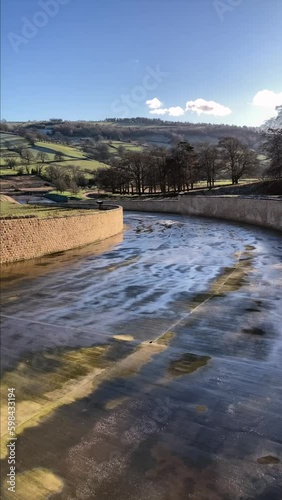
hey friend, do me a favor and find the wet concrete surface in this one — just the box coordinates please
[1,213,282,499]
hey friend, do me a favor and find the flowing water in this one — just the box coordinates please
[1,213,282,499]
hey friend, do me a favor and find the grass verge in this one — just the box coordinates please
[0,201,96,219]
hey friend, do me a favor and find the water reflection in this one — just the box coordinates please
[1,232,124,292]
[1,213,282,499]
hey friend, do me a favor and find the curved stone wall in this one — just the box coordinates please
[109,196,282,233]
[178,196,282,232]
[0,207,123,264]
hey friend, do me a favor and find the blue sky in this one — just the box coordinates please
[1,0,282,126]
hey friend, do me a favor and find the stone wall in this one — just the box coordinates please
[112,199,180,214]
[110,196,282,233]
[0,207,123,264]
[178,196,282,232]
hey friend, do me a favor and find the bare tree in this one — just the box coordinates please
[21,149,34,165]
[218,137,258,184]
[45,164,86,194]
[198,143,220,188]
[122,151,148,195]
[34,163,44,176]
[45,164,68,192]
[5,140,15,151]
[0,121,9,132]
[149,147,169,194]
[65,165,87,188]
[24,132,36,146]
[55,177,68,193]
[4,156,17,170]
[261,128,282,178]
[95,167,119,193]
[69,179,80,195]
[22,158,31,174]
[167,141,198,192]
[37,151,48,163]
[15,146,24,158]
[96,143,111,162]
[117,144,126,156]
[54,151,64,162]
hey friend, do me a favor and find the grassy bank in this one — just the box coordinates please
[0,201,97,219]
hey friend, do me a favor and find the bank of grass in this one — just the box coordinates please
[34,141,86,159]
[48,189,86,199]
[0,168,18,175]
[0,132,29,150]
[105,140,143,152]
[32,142,109,171]
[0,158,107,176]
[194,178,259,189]
[57,159,108,171]
[0,201,96,219]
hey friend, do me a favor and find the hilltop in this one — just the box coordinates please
[261,106,282,130]
[2,118,261,150]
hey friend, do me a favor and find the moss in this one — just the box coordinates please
[156,331,175,346]
[1,340,164,459]
[188,246,254,311]
[195,405,208,413]
[113,342,166,379]
[212,246,254,294]
[105,396,129,410]
[211,264,246,294]
[115,367,139,378]
[0,345,109,404]
[0,345,112,459]
[2,468,64,499]
[168,353,211,377]
[189,292,212,308]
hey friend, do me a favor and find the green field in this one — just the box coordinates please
[34,142,86,159]
[0,134,145,180]
[0,201,96,218]
[194,178,260,189]
[0,168,18,175]
[0,133,29,150]
[57,159,109,171]
[105,140,143,152]
[0,134,109,176]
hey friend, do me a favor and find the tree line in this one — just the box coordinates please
[94,129,281,195]
[3,145,64,175]
[2,126,281,196]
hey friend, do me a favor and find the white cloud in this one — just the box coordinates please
[149,105,185,117]
[185,98,232,116]
[150,108,168,115]
[167,106,185,117]
[252,89,282,109]
[146,97,163,110]
[146,97,231,118]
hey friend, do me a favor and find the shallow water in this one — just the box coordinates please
[1,213,282,499]
[16,196,55,204]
